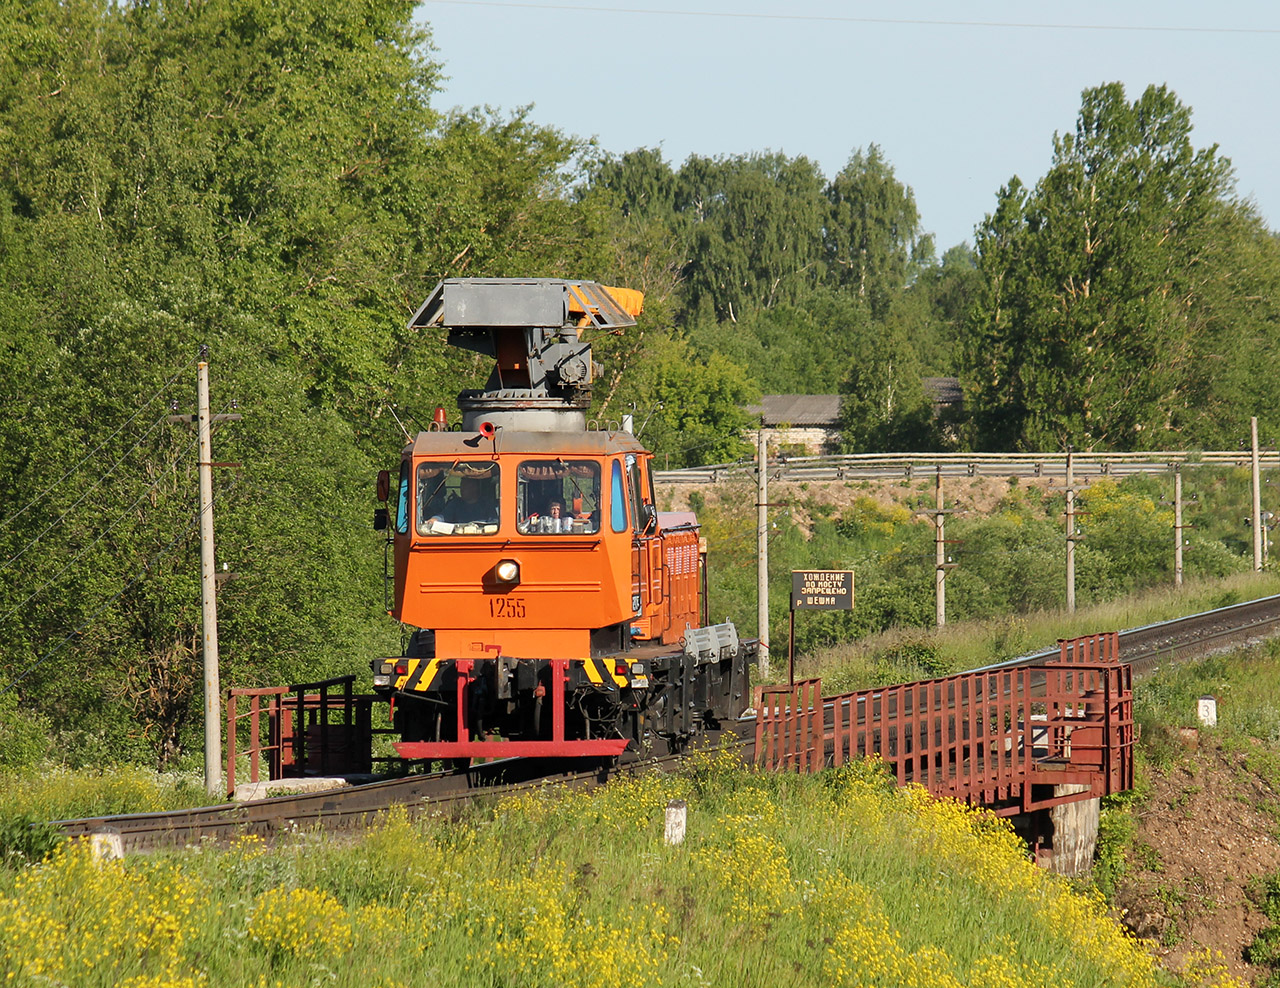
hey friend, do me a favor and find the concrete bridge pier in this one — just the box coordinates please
[1016,784,1101,875]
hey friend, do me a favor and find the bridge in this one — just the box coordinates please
[754,632,1135,872]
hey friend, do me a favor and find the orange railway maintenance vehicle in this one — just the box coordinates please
[371,279,754,761]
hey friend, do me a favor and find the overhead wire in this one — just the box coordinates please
[0,413,173,575]
[421,1,1280,35]
[0,401,230,627]
[0,351,199,535]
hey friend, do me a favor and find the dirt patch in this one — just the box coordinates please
[1115,738,1280,981]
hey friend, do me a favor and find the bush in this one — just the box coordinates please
[1093,802,1135,898]
[0,690,50,769]
[0,812,63,867]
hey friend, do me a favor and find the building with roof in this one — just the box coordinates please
[745,378,962,454]
[744,394,843,455]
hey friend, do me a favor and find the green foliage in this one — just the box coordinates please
[678,151,830,320]
[583,145,964,457]
[824,145,930,320]
[625,334,758,468]
[1248,874,1280,974]
[695,470,1268,679]
[685,288,872,395]
[0,691,49,769]
[0,765,207,838]
[961,83,1279,451]
[1092,802,1136,899]
[0,763,1167,987]
[5,0,1280,775]
[836,314,942,452]
[0,814,62,869]
[0,0,610,767]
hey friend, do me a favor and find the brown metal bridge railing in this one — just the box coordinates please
[754,632,1135,815]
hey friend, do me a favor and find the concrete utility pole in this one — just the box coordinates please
[932,468,953,628]
[197,351,223,798]
[757,427,770,679]
[1174,465,1185,589]
[935,470,946,627]
[1253,416,1264,572]
[1065,449,1076,614]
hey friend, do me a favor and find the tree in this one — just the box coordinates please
[910,243,980,375]
[1167,203,1280,446]
[824,145,929,321]
[681,287,869,395]
[676,152,828,321]
[585,147,681,223]
[0,0,621,767]
[836,316,940,452]
[574,148,687,419]
[961,83,1241,451]
[624,335,757,468]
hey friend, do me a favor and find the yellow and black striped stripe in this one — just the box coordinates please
[395,657,446,693]
[395,656,631,693]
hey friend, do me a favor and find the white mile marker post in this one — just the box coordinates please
[664,799,687,846]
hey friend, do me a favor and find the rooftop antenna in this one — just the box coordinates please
[386,405,412,443]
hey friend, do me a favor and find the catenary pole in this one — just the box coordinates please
[1174,465,1184,589]
[198,349,223,798]
[1065,449,1076,614]
[1253,417,1263,571]
[757,427,770,679]
[935,467,946,628]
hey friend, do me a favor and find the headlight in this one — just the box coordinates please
[372,674,392,687]
[495,559,520,583]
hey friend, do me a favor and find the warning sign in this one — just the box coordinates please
[791,570,855,611]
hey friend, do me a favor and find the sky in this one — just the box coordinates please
[413,0,1280,253]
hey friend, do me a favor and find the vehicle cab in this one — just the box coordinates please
[388,427,693,662]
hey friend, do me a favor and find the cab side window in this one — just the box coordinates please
[626,453,655,534]
[610,459,628,533]
[395,463,410,535]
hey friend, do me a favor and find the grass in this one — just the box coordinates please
[1088,636,1280,979]
[0,749,1174,988]
[0,765,207,823]
[5,556,1280,983]
[1128,636,1280,789]
[0,765,208,866]
[11,574,1280,984]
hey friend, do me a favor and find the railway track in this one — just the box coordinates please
[52,594,1280,852]
[1003,592,1280,675]
[52,733,751,854]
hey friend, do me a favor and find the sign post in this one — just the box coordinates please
[789,570,855,685]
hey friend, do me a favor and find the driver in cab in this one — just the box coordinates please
[443,475,497,524]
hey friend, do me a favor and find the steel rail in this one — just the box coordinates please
[51,729,754,854]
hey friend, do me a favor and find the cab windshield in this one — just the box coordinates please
[517,460,601,535]
[416,461,500,536]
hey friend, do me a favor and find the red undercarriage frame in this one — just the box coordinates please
[393,658,629,760]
